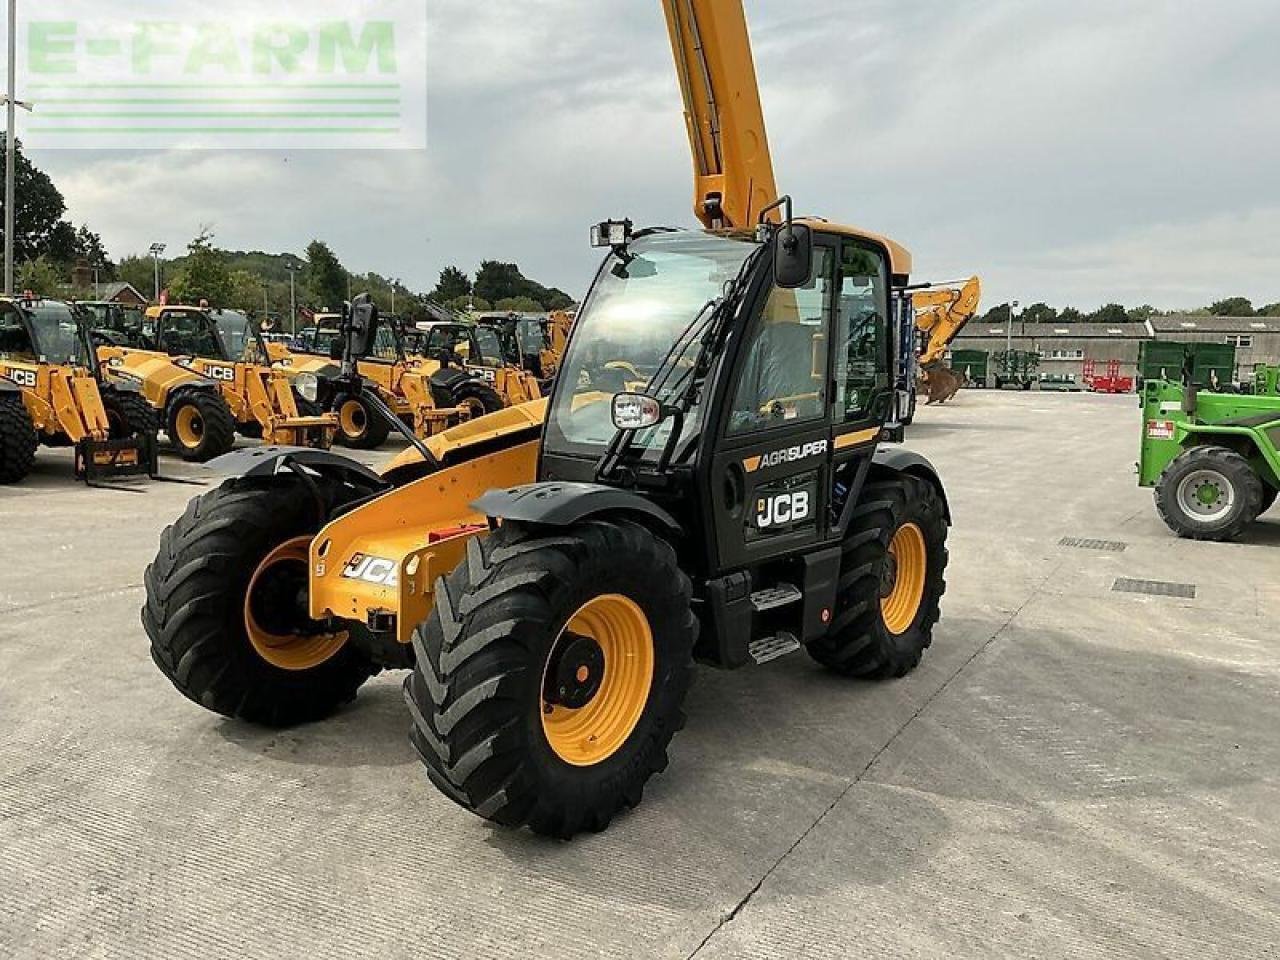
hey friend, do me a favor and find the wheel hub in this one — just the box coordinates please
[879,552,899,598]
[244,536,349,671]
[543,633,605,709]
[1176,468,1234,522]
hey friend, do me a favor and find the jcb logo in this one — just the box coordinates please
[341,553,399,587]
[4,368,36,388]
[466,366,497,383]
[204,365,236,382]
[756,491,810,529]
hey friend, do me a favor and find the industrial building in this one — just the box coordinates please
[953,314,1280,388]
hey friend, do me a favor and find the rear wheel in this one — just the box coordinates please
[143,475,380,726]
[0,393,37,484]
[405,518,696,838]
[449,378,504,420]
[1155,445,1263,541]
[101,390,158,439]
[333,393,391,449]
[166,390,235,462]
[807,475,948,679]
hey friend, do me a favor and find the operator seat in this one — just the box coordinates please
[735,320,823,425]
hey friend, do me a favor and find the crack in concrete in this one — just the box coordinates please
[0,583,143,619]
[684,558,1067,959]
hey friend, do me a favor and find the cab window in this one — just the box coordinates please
[159,310,222,358]
[834,243,889,423]
[727,246,833,436]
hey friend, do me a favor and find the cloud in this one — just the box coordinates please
[31,0,1280,310]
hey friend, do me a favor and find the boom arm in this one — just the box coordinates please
[662,0,778,229]
[912,276,982,368]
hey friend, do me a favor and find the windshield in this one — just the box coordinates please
[154,309,225,358]
[212,310,258,361]
[26,301,85,364]
[549,231,759,454]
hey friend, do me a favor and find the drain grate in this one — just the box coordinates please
[1060,537,1128,552]
[1113,578,1196,599]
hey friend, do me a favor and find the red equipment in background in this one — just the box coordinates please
[1083,358,1134,394]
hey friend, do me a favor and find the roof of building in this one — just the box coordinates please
[958,322,1150,340]
[98,282,147,303]
[1148,315,1280,333]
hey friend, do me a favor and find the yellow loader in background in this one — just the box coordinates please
[0,296,157,486]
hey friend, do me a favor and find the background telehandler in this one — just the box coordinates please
[97,305,335,458]
[1140,369,1280,540]
[269,315,494,449]
[142,0,951,838]
[0,296,157,485]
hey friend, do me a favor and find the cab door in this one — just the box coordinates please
[704,238,839,573]
[827,238,896,535]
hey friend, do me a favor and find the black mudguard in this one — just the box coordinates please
[871,447,951,522]
[474,481,683,538]
[205,446,386,489]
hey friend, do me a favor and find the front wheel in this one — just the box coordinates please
[143,476,381,726]
[166,389,236,462]
[332,393,391,450]
[449,378,504,420]
[405,518,697,838]
[0,392,38,484]
[102,390,158,439]
[807,475,948,679]
[1154,445,1263,541]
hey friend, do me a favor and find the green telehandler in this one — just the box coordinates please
[1139,374,1280,541]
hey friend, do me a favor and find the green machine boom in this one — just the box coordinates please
[1139,378,1280,540]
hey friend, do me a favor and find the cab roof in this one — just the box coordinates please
[795,217,912,281]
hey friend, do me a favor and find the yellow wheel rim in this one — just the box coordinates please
[338,399,366,439]
[881,523,927,635]
[541,594,654,767]
[244,536,349,671]
[174,404,204,448]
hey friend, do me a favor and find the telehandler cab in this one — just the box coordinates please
[143,0,951,838]
[0,296,157,485]
[415,320,544,407]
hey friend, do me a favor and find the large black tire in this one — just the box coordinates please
[101,390,158,439]
[449,378,504,420]
[143,476,380,726]
[332,392,391,450]
[0,392,38,484]
[1154,445,1263,541]
[405,518,697,838]
[807,475,948,679]
[166,389,236,462]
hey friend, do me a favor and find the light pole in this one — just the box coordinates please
[1005,300,1020,356]
[149,243,166,301]
[285,261,299,334]
[262,280,269,319]
[390,280,396,316]
[4,0,33,296]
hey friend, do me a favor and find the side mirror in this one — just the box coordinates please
[773,224,814,289]
[346,293,380,359]
[612,392,664,430]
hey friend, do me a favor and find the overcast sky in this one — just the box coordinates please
[30,0,1280,311]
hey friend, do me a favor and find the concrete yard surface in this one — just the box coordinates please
[1,392,1277,959]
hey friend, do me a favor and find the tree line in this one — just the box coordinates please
[1,138,574,319]
[982,297,1280,326]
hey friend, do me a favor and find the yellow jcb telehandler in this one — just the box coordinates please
[96,306,336,459]
[269,317,498,449]
[0,296,157,485]
[144,0,952,839]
